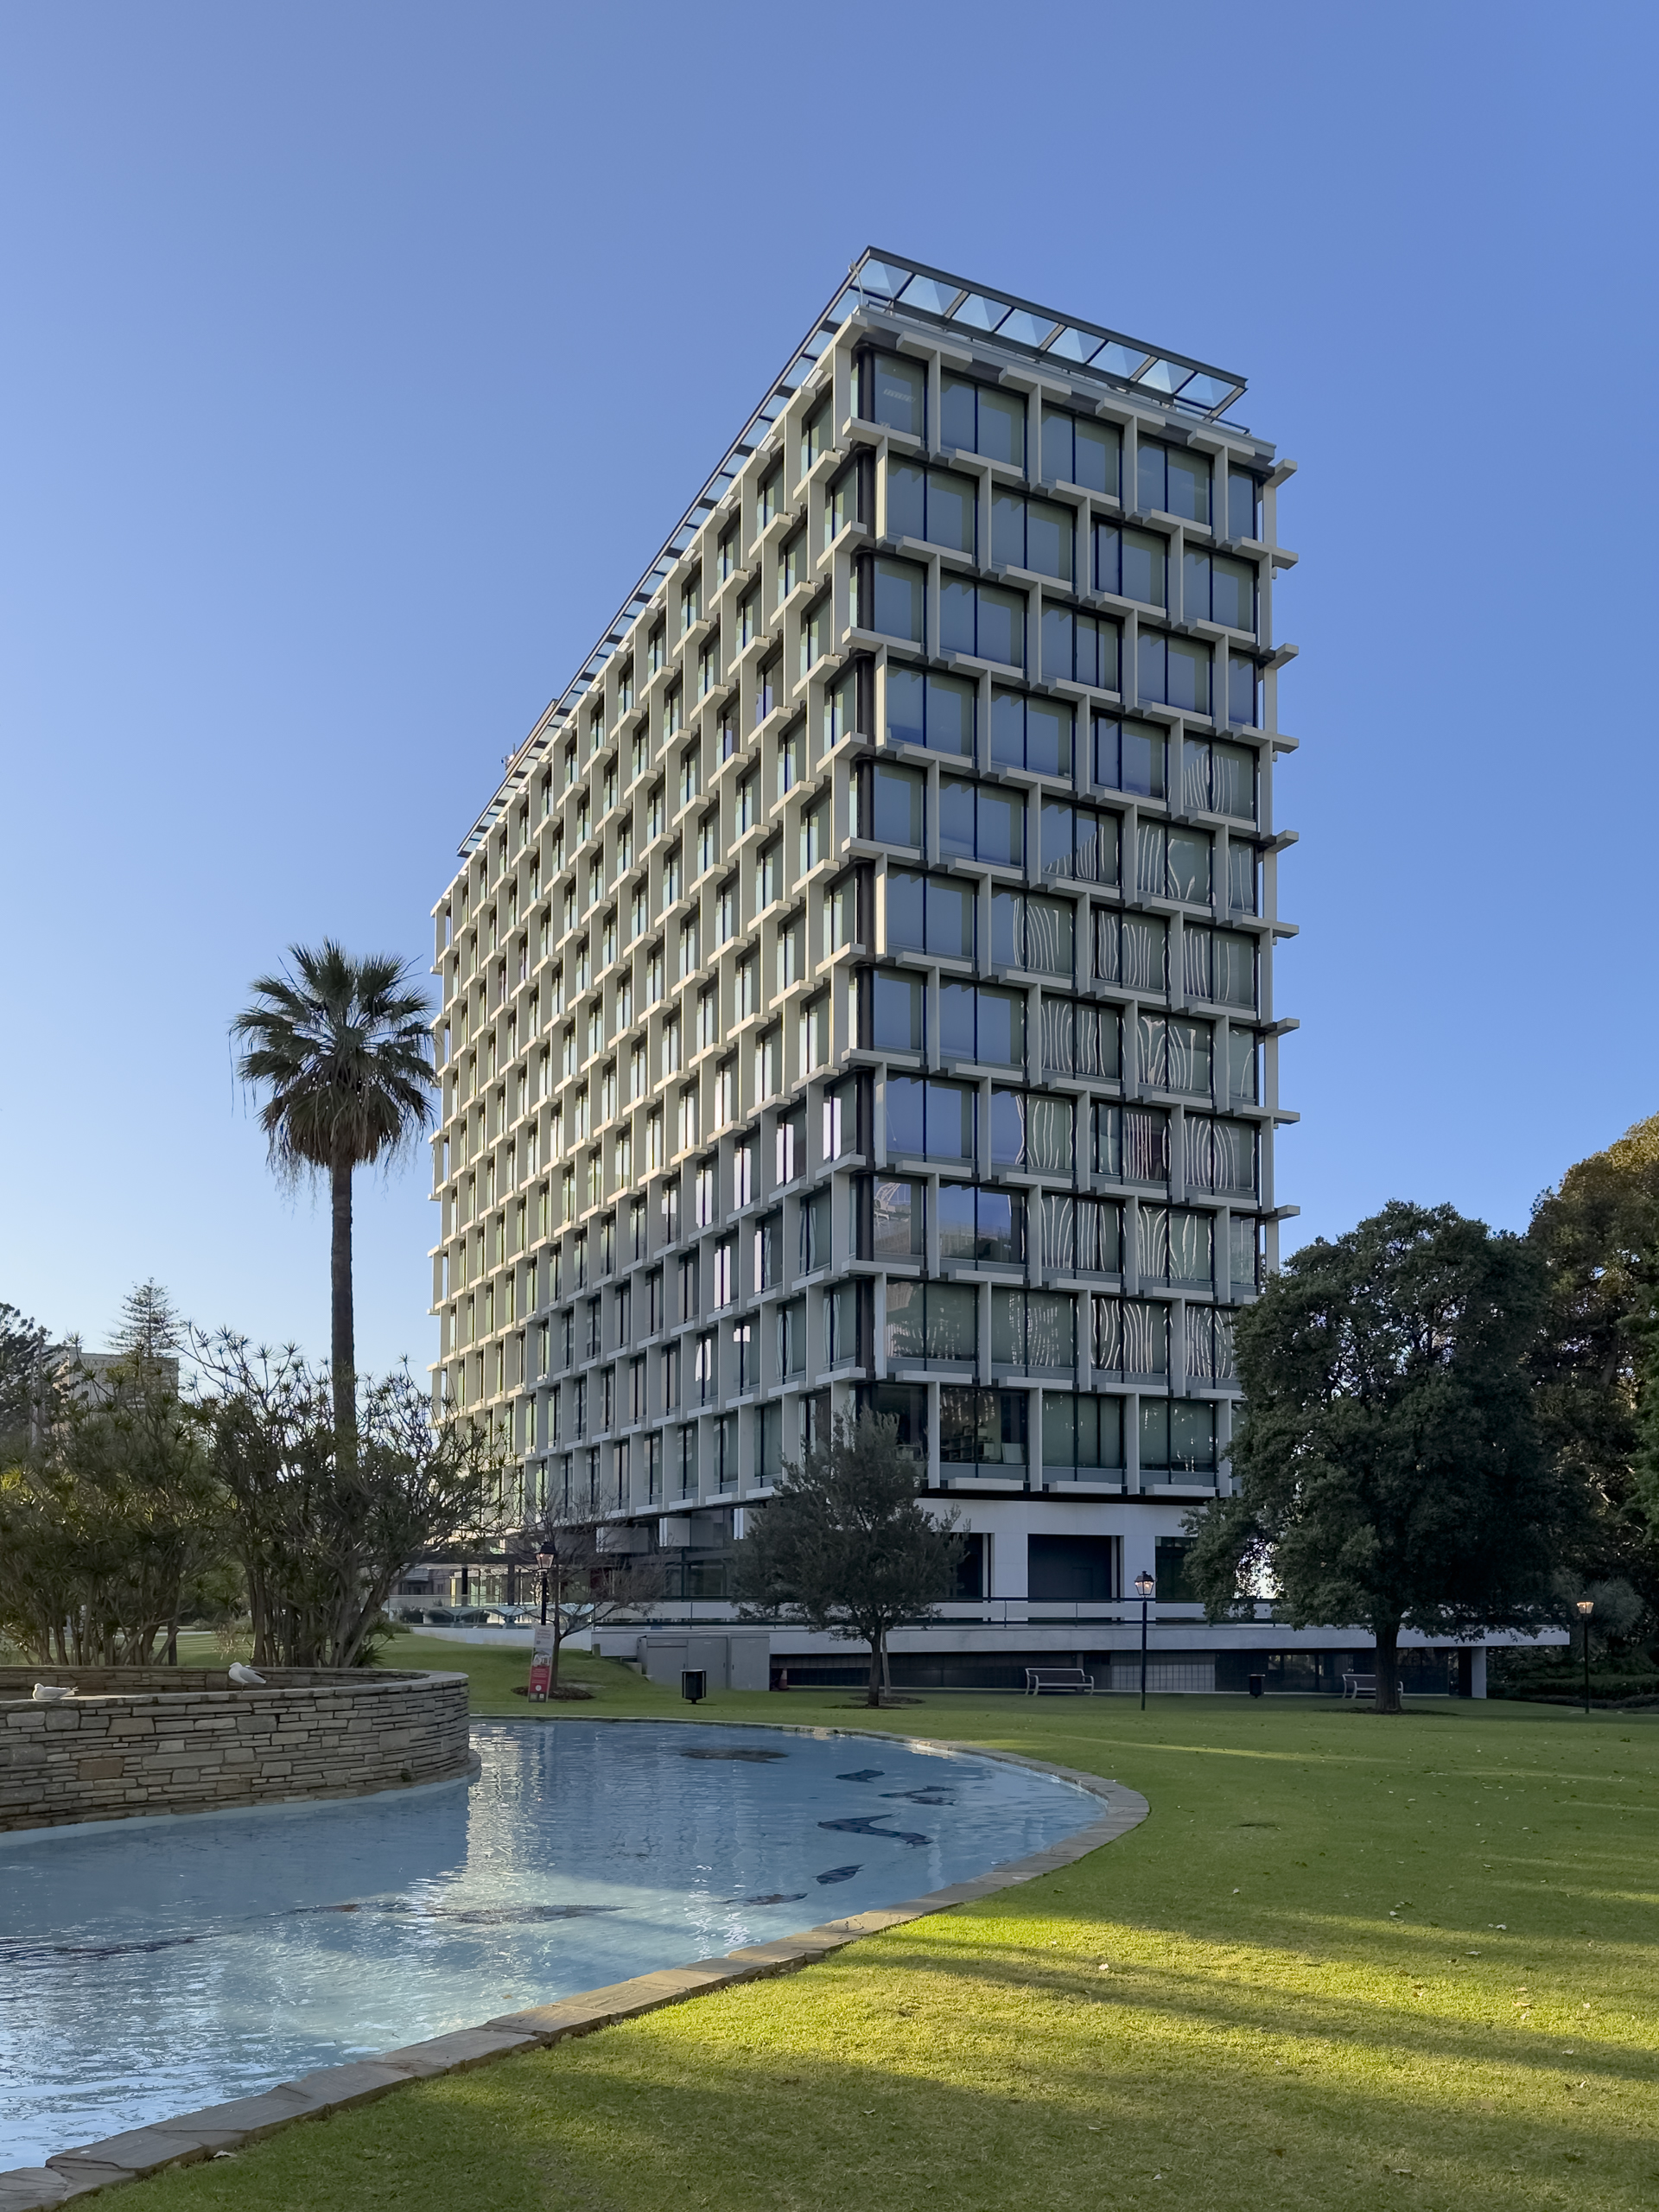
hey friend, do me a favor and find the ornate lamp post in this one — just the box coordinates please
[1576,1596,1594,1716]
[537,1549,555,1628]
[1134,1570,1155,1712]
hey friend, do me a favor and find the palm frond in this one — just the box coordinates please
[232,941,435,1179]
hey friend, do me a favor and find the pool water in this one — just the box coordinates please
[0,1720,1099,2165]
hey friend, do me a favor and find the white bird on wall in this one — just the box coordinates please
[227,1663,267,1688]
[32,1683,74,1702]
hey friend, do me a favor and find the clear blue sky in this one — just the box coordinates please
[3,1,1656,1373]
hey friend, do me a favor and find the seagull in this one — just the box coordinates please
[32,1683,74,1703]
[227,1662,266,1687]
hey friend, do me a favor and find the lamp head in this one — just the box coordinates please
[1134,1571,1155,1599]
[536,1550,555,1569]
[1575,1597,1594,1618]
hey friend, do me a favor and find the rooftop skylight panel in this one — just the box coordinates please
[1178,373,1237,411]
[858,258,912,298]
[949,292,1011,332]
[1136,357,1197,396]
[997,308,1056,348]
[1047,327,1104,364]
[1094,340,1151,378]
[898,274,961,316]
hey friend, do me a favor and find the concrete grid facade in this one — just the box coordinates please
[429,251,1301,1656]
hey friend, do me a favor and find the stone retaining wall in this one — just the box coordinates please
[0,1669,471,1833]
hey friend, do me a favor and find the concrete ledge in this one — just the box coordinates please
[0,1725,1147,2208]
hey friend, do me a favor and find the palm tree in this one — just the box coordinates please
[232,943,434,1463]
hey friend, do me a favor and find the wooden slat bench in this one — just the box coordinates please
[1341,1672,1376,1700]
[1025,1667,1095,1696]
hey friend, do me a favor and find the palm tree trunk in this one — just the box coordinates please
[330,1152,358,1468]
[866,1629,884,1707]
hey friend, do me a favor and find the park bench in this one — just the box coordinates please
[1025,1667,1096,1695]
[1341,1672,1376,1700]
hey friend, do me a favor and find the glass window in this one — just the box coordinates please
[1093,910,1168,994]
[885,665,976,758]
[991,493,1073,582]
[1181,736,1255,821]
[1042,605,1120,691]
[1137,821,1214,903]
[1184,549,1256,633]
[886,1281,977,1363]
[939,776,1024,868]
[886,461,976,555]
[989,1087,1074,1172]
[1042,1390,1123,1474]
[885,870,976,961]
[1183,925,1256,1009]
[1228,840,1259,917]
[1227,652,1260,729]
[1041,409,1121,497]
[869,969,925,1052]
[1184,1114,1258,1196]
[990,889,1075,977]
[1095,524,1167,607]
[940,982,1025,1066]
[992,1290,1076,1369]
[1140,1013,1215,1095]
[940,1386,1027,1467]
[862,350,926,436]
[861,556,926,645]
[1040,799,1118,885]
[1139,1204,1215,1286]
[941,374,1026,467]
[1040,997,1122,1080]
[989,689,1073,776]
[1093,1102,1170,1181]
[1092,1295,1170,1376]
[1141,630,1211,714]
[870,1176,925,1260]
[823,658,867,747]
[1226,468,1261,543]
[1140,1396,1217,1474]
[942,579,1025,669]
[802,397,831,473]
[859,760,924,847]
[1138,440,1211,525]
[828,455,869,542]
[886,1076,976,1161]
[1093,715,1166,798]
[938,1182,1024,1264]
[1227,1028,1259,1106]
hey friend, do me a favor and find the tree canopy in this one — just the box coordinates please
[732,1412,962,1707]
[232,942,434,1461]
[1185,1201,1584,1712]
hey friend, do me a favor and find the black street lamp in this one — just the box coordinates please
[1134,1570,1155,1711]
[537,1549,555,1628]
[1576,1596,1594,1716]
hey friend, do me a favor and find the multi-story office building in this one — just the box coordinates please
[429,250,1363,1692]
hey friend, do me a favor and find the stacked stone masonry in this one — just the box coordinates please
[0,1669,470,1833]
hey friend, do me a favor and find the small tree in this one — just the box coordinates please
[518,1512,664,1691]
[732,1411,962,1707]
[196,1332,505,1667]
[0,1302,50,1443]
[1185,1201,1587,1713]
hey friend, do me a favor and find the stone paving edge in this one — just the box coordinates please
[0,1721,1148,2208]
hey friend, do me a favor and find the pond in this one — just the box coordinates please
[0,1720,1101,2165]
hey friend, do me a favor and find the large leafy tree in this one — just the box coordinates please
[232,944,434,1461]
[0,1291,232,1665]
[1529,1113,1659,1577]
[0,1301,49,1444]
[1185,1201,1586,1713]
[733,1412,962,1707]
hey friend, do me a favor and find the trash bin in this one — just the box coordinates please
[1248,1675,1265,1699]
[681,1669,707,1704]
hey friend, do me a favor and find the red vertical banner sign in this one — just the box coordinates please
[527,1623,554,1702]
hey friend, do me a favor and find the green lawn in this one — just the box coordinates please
[106,1637,1659,2212]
